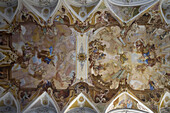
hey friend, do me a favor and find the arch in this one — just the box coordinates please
[0,0,21,23]
[159,92,170,113]
[64,0,102,22]
[0,92,20,113]
[104,0,159,24]
[64,92,99,113]
[105,92,153,113]
[160,0,170,24]
[108,108,149,113]
[67,107,97,113]
[22,0,61,22]
[107,0,155,7]
[22,91,59,113]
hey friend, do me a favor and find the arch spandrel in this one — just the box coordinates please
[0,0,21,23]
[104,0,159,25]
[22,0,61,24]
[0,92,20,113]
[22,91,59,113]
[0,0,21,31]
[105,91,154,113]
[64,0,102,22]
[159,92,170,113]
[160,0,170,24]
[64,92,100,113]
[0,1,169,113]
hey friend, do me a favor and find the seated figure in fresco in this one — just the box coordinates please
[37,80,52,91]
[120,53,128,64]
[118,97,133,109]
[136,64,146,73]
[127,99,133,108]
[16,42,34,69]
[136,42,158,67]
[93,63,106,72]
[97,53,106,60]
[134,39,144,53]
[137,57,149,65]
[118,99,127,108]
[137,57,157,67]
[149,80,155,90]
[20,91,31,104]
[55,15,65,24]
[142,44,150,55]
[28,63,45,80]
[42,80,52,89]
[38,46,54,65]
[138,56,158,67]
[89,38,107,69]
[135,39,144,53]
[22,43,34,61]
[44,46,53,64]
[147,58,157,67]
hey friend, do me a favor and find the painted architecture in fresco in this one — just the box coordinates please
[0,0,169,113]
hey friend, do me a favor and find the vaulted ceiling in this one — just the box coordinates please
[0,0,169,113]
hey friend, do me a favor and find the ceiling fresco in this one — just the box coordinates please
[0,0,169,113]
[11,21,76,89]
